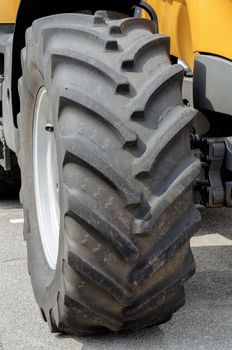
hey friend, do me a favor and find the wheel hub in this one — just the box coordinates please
[33,87,60,270]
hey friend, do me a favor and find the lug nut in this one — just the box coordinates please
[45,124,54,132]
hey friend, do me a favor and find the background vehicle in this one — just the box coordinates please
[0,0,232,335]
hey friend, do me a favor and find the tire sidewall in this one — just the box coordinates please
[19,54,65,319]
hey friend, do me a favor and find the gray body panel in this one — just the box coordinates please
[0,31,18,153]
[193,55,232,116]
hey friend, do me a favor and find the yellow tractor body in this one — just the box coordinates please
[0,0,19,23]
[146,0,232,69]
[3,0,232,68]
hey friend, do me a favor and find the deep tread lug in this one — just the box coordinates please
[58,85,137,145]
[64,295,122,332]
[51,49,127,93]
[129,64,184,118]
[67,190,139,262]
[67,252,133,306]
[41,25,119,53]
[133,160,201,234]
[133,107,197,176]
[109,18,157,35]
[132,207,201,285]
[120,35,170,70]
[125,253,196,321]
[63,134,141,205]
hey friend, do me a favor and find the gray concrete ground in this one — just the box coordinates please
[1,199,232,350]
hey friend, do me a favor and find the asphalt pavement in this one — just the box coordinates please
[1,199,232,350]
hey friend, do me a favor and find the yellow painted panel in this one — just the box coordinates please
[186,0,232,60]
[145,0,232,67]
[145,0,194,68]
[0,0,20,23]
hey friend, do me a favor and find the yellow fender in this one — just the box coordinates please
[146,0,232,69]
[2,0,232,68]
[0,0,19,23]
[2,0,232,66]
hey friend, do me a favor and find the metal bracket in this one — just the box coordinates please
[0,127,11,171]
[0,74,11,171]
[198,138,225,207]
[193,135,232,207]
[207,139,225,207]
[135,1,159,32]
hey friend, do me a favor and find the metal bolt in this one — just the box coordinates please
[45,124,54,133]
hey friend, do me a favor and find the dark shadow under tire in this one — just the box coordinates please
[0,152,21,198]
[18,11,201,335]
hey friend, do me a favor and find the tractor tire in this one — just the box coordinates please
[18,11,201,335]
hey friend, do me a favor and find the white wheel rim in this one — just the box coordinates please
[33,87,60,270]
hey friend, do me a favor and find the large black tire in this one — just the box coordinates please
[18,12,201,335]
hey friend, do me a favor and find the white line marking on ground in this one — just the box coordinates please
[191,233,232,247]
[9,218,24,224]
